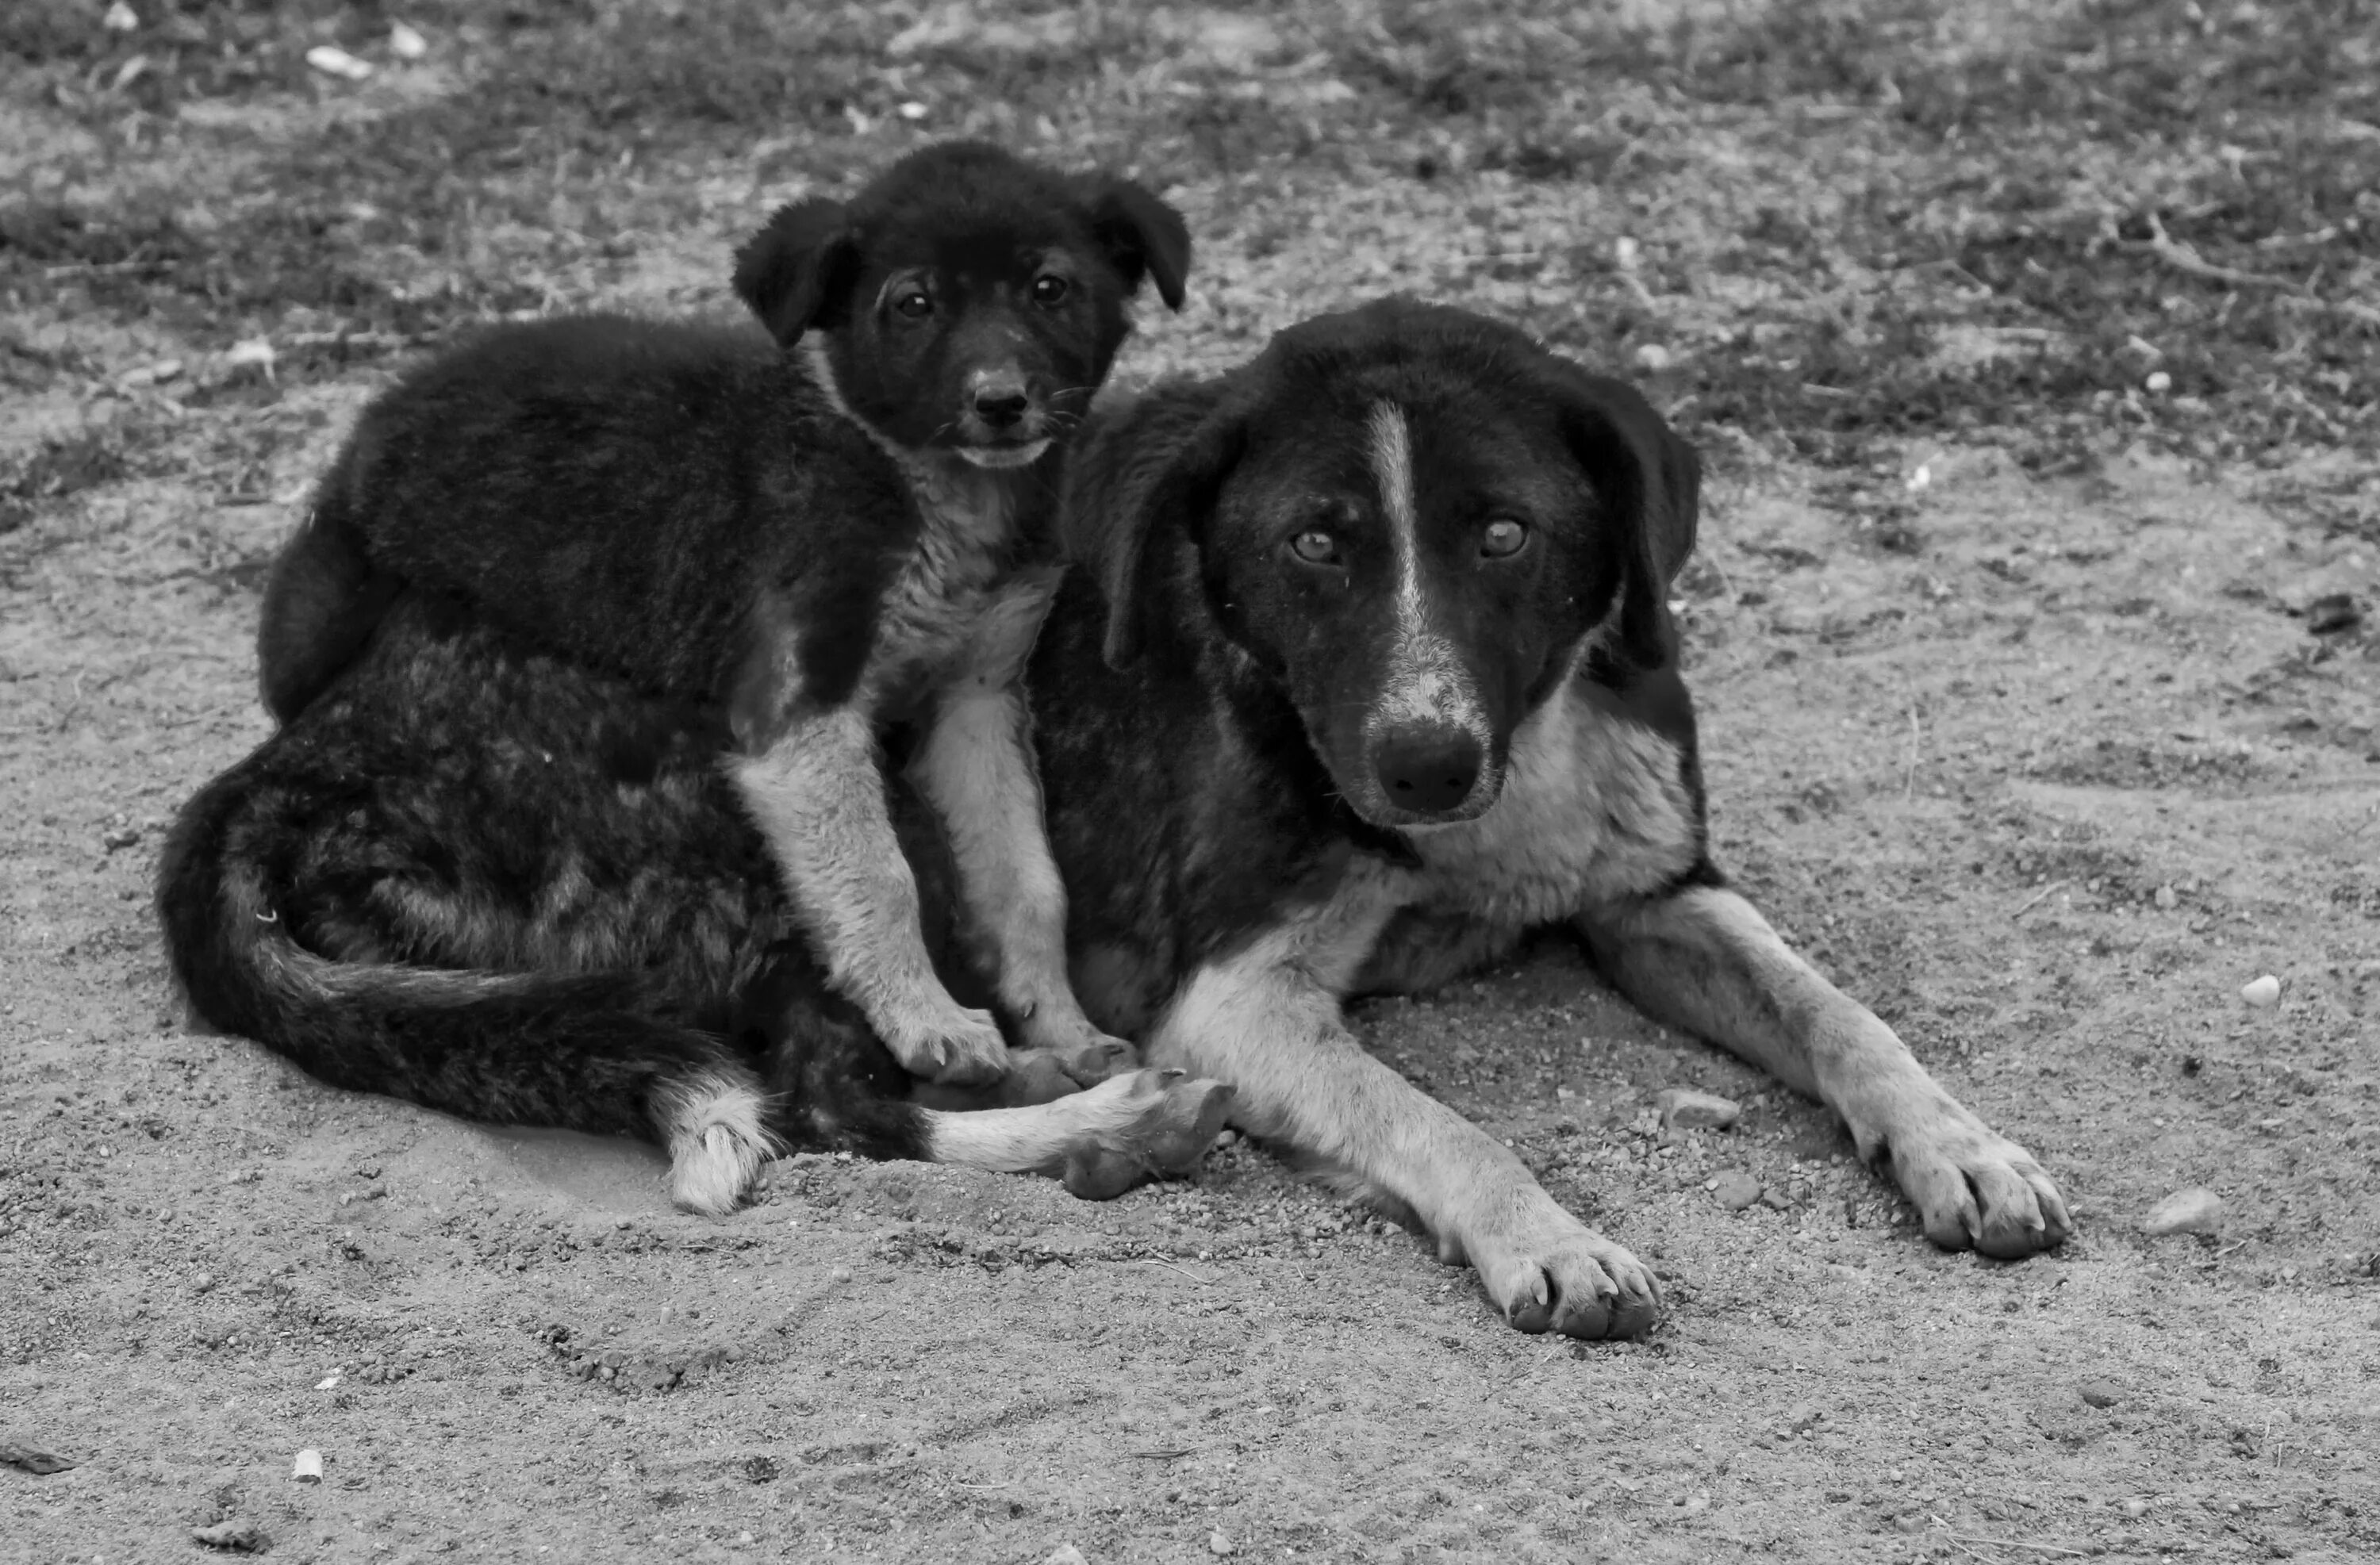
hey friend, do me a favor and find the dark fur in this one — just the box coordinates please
[166,593,937,1159]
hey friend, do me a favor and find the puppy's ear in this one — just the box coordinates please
[732,198,860,346]
[1062,382,1238,669]
[1549,366,1701,670]
[1079,176,1192,312]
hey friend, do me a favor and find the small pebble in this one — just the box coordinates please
[1044,1547,1090,1565]
[2080,1379,2121,1409]
[390,21,428,59]
[1655,1087,1741,1133]
[2240,974,2280,1007]
[2154,884,2178,909]
[2142,1187,2222,1237]
[1208,1530,1235,1557]
[291,1448,323,1483]
[1633,343,1672,372]
[305,44,374,82]
[2144,370,2172,394]
[2120,1498,2148,1519]
[1712,1171,1762,1211]
[190,1518,268,1552]
[830,1265,853,1283]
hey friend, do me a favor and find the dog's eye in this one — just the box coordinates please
[1031,274,1071,306]
[1289,530,1340,565]
[1480,518,1529,558]
[892,290,934,320]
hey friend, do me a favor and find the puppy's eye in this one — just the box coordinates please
[1031,274,1071,306]
[892,290,934,320]
[1289,530,1340,565]
[1480,518,1529,558]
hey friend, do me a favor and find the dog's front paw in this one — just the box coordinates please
[1452,1197,1663,1341]
[1881,1097,2072,1259]
[880,1002,1011,1086]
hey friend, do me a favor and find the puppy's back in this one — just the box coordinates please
[268,316,918,704]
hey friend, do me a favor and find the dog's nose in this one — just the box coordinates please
[1374,727,1484,815]
[972,382,1031,429]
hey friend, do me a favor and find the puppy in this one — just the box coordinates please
[182,141,1192,1208]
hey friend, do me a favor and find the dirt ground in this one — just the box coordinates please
[4,2,2378,1562]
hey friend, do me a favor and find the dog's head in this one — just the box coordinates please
[1067,298,1699,830]
[731,140,1190,470]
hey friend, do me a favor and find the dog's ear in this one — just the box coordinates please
[1062,382,1238,669]
[732,198,861,347]
[1078,176,1192,312]
[1548,365,1702,669]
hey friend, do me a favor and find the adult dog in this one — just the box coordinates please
[1036,298,2071,1337]
[163,142,1197,1214]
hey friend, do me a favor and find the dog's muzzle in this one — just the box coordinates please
[955,369,1052,467]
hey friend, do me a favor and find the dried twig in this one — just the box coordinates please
[1138,1258,1211,1285]
[1940,1533,2089,1558]
[2132,211,2380,328]
[2010,880,2068,919]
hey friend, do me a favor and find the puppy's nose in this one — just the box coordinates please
[971,378,1031,429]
[1374,726,1484,815]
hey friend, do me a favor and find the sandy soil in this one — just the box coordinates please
[5,3,2378,1562]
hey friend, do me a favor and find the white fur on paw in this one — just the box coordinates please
[656,1070,776,1216]
[882,1002,1009,1085]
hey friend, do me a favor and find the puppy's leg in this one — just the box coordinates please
[1578,885,2072,1257]
[733,707,1008,1085]
[910,570,1135,1085]
[1146,874,1662,1340]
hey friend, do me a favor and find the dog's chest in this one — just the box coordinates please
[1403,682,1699,926]
[862,465,1029,704]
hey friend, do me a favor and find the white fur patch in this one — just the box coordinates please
[1361,401,1491,765]
[1403,663,1699,929]
[652,1068,776,1216]
[956,439,1051,470]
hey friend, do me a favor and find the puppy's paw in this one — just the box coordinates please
[1058,1034,1141,1085]
[1059,1068,1235,1201]
[1884,1103,2072,1259]
[880,1001,1010,1087]
[1454,1198,1663,1341]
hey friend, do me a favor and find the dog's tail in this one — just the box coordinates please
[155,763,779,1214]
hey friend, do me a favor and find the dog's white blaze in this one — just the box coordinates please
[1361,403,1489,753]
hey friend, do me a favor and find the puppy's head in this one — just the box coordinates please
[1068,299,1699,830]
[732,141,1190,470]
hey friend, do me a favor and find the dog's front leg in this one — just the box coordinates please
[1578,884,2072,1256]
[732,708,1008,1084]
[910,570,1135,1086]
[1147,895,1663,1339]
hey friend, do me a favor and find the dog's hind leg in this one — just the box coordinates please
[910,569,1135,1084]
[1576,884,2071,1258]
[917,1068,1234,1199]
